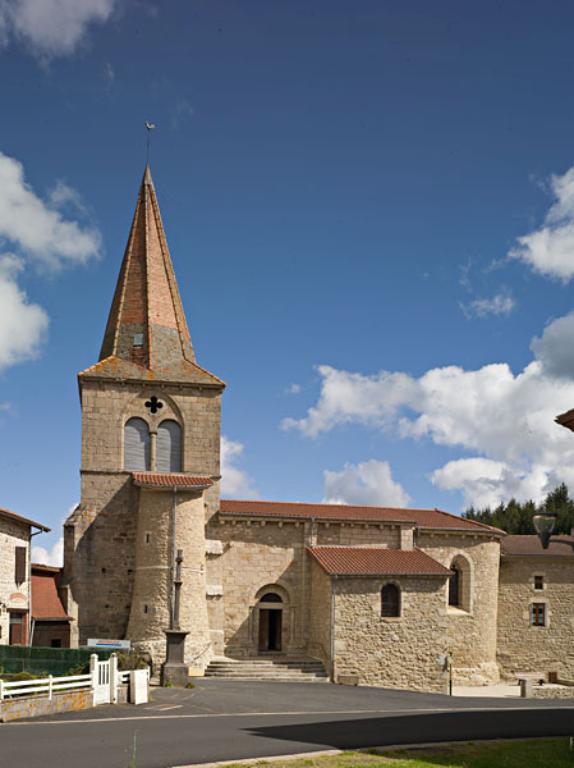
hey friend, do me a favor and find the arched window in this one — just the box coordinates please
[449,564,461,607]
[381,583,401,618]
[260,592,283,603]
[156,420,182,472]
[124,418,151,471]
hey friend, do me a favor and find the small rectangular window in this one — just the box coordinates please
[14,546,26,585]
[534,575,544,591]
[530,603,546,627]
[145,532,151,544]
[133,333,144,347]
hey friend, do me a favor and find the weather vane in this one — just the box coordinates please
[145,121,156,164]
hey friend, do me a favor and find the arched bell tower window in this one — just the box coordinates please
[157,419,182,473]
[124,418,151,471]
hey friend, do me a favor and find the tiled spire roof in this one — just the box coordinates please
[84,166,223,387]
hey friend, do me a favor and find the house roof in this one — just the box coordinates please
[31,567,70,621]
[308,546,452,577]
[0,507,50,533]
[219,499,503,534]
[502,535,574,557]
[132,472,213,489]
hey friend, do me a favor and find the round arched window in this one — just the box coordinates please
[260,592,283,603]
[124,418,150,471]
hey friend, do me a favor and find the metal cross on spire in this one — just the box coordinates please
[145,120,156,165]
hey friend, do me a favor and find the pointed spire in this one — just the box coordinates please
[99,165,196,370]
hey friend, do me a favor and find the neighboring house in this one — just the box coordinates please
[0,508,49,645]
[59,165,573,693]
[31,564,72,648]
[497,534,574,680]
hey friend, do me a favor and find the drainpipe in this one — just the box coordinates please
[330,576,336,683]
[28,527,45,646]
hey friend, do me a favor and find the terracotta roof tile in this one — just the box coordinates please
[0,507,50,532]
[308,546,451,577]
[502,535,574,557]
[132,472,213,489]
[31,568,70,621]
[220,499,502,534]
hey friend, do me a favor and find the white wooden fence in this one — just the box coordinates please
[0,654,149,706]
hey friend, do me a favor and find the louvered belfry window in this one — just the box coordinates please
[157,420,182,472]
[14,546,26,585]
[124,418,151,471]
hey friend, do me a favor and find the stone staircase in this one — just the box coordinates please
[204,656,329,683]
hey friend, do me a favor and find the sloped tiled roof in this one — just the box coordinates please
[31,566,70,621]
[220,499,503,534]
[308,546,451,577]
[502,535,574,557]
[132,472,213,489]
[0,507,50,532]
[79,355,224,387]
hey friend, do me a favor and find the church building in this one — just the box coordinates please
[61,167,574,693]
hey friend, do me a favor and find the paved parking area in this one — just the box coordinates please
[24,677,574,721]
[2,680,572,768]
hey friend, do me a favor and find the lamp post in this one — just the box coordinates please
[532,510,557,550]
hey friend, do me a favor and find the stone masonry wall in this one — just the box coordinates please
[65,375,221,653]
[497,556,574,680]
[216,519,308,656]
[308,559,332,673]
[333,576,448,693]
[0,517,30,645]
[416,533,501,685]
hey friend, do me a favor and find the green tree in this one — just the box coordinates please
[462,483,574,535]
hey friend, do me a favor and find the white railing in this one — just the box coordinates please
[0,654,150,707]
[0,673,92,702]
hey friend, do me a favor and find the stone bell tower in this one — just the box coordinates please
[63,166,224,670]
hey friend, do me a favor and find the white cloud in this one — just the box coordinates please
[530,312,574,380]
[284,325,574,508]
[221,436,258,498]
[0,153,101,271]
[0,254,48,370]
[285,383,301,395]
[0,152,101,372]
[32,535,63,567]
[431,458,550,509]
[510,165,574,282]
[460,291,516,319]
[323,460,411,507]
[0,0,116,58]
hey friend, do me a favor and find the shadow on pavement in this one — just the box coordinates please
[245,709,574,750]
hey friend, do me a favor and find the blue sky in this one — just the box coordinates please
[3,1,574,563]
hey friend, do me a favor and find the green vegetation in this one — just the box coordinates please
[222,741,574,768]
[464,483,574,534]
[0,644,112,676]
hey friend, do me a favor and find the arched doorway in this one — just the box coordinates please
[257,592,284,653]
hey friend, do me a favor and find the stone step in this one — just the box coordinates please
[210,661,323,669]
[206,675,329,685]
[204,656,328,683]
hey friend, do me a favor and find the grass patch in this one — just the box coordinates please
[222,740,574,768]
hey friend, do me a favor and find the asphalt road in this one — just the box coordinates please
[1,680,573,768]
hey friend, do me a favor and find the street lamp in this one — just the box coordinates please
[532,510,557,550]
